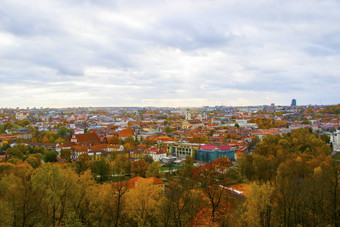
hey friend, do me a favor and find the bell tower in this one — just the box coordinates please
[185,109,191,120]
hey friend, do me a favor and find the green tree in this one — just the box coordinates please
[178,156,195,189]
[90,159,111,183]
[32,163,78,227]
[25,155,41,168]
[146,161,161,178]
[143,154,154,164]
[111,155,131,175]
[165,126,172,134]
[43,150,58,162]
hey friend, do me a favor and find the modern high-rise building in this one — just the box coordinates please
[291,99,297,107]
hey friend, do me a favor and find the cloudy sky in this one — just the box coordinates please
[1,0,339,108]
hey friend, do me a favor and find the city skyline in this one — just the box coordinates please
[1,0,340,108]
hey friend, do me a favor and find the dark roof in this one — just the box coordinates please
[188,119,203,124]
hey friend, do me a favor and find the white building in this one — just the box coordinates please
[15,112,29,120]
[147,148,167,162]
[331,128,340,153]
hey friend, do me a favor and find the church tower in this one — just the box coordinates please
[185,109,191,120]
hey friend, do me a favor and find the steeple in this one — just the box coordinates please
[185,109,191,120]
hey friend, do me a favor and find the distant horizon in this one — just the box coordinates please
[1,102,339,110]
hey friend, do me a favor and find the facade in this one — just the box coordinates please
[163,141,200,159]
[331,127,340,153]
[196,144,236,162]
[15,112,29,120]
[130,150,145,159]
[87,151,102,160]
[146,147,166,162]
[182,119,204,129]
[185,109,191,120]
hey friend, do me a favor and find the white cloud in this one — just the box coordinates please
[0,0,340,107]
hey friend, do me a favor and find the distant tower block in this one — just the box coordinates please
[291,99,297,107]
[185,109,191,120]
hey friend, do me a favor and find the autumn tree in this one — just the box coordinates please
[25,155,41,168]
[90,159,111,183]
[0,164,42,226]
[124,178,162,226]
[159,180,202,226]
[146,161,161,178]
[178,155,195,189]
[60,149,71,161]
[111,181,129,227]
[131,160,149,177]
[123,142,134,152]
[43,150,58,162]
[143,154,154,164]
[111,155,131,175]
[68,170,96,225]
[242,182,275,227]
[75,153,91,173]
[192,157,235,223]
[32,164,78,226]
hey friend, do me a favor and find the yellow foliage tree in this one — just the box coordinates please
[124,178,162,226]
[243,182,275,227]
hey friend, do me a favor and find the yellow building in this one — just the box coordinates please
[129,150,145,159]
[162,141,200,159]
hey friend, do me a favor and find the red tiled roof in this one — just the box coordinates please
[157,136,173,141]
[74,132,99,143]
[147,147,158,152]
[59,142,74,148]
[72,145,88,152]
[0,154,9,159]
[199,144,232,151]
[137,144,147,149]
[119,128,134,138]
[90,144,109,152]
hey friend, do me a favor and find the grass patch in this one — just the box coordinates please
[160,166,180,171]
[111,175,131,183]
[332,152,340,160]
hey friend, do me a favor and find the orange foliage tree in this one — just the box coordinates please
[192,157,235,223]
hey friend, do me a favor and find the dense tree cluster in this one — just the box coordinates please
[0,128,338,226]
[319,105,340,114]
[0,156,242,226]
[248,118,288,129]
[238,128,339,226]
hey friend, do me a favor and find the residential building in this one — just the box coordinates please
[147,147,166,162]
